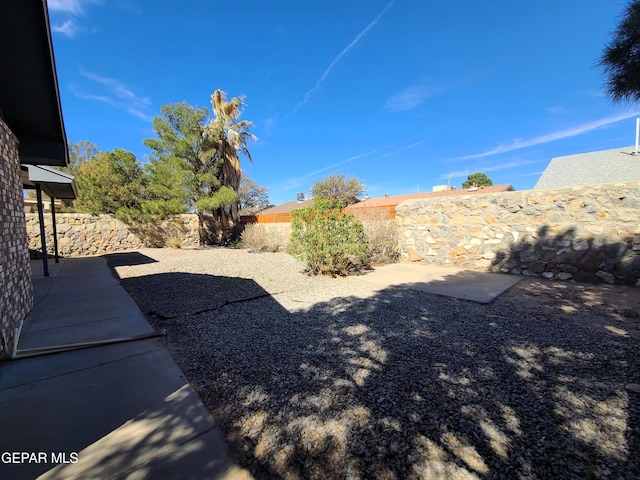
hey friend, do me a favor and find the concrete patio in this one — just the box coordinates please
[0,256,251,480]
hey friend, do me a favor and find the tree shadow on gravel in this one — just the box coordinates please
[490,224,640,285]
[107,260,640,479]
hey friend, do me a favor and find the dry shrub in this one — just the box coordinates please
[241,223,289,252]
[129,217,188,248]
[361,210,400,265]
[165,236,182,249]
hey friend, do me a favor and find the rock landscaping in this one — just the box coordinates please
[107,248,640,480]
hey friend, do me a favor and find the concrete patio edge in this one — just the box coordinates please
[0,257,251,480]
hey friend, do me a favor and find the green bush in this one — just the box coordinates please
[290,199,369,276]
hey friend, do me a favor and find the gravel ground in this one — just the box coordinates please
[105,247,640,480]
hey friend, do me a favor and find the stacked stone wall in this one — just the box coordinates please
[0,119,32,355]
[26,214,200,257]
[396,181,640,285]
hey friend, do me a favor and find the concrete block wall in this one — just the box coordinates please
[396,181,640,285]
[0,118,32,354]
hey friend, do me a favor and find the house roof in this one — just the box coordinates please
[261,185,516,216]
[21,165,77,199]
[346,184,516,209]
[0,0,69,167]
[258,198,315,215]
[534,146,640,189]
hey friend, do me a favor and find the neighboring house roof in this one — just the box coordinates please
[346,184,516,209]
[0,0,69,167]
[534,146,640,189]
[259,185,515,218]
[258,199,315,215]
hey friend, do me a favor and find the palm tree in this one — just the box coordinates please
[204,90,256,194]
[201,90,256,234]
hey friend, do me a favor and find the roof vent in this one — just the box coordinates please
[296,192,305,202]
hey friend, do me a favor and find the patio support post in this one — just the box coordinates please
[35,184,49,277]
[50,195,59,263]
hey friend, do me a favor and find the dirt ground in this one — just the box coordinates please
[496,277,640,341]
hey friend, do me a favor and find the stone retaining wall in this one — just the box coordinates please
[24,182,640,286]
[396,181,640,285]
[0,118,32,356]
[26,214,200,257]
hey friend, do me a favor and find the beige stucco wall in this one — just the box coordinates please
[396,181,640,285]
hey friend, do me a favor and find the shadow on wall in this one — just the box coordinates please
[105,259,640,479]
[490,225,640,286]
[126,217,193,248]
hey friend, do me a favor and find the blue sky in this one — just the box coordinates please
[48,0,638,205]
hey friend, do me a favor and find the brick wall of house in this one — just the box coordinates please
[0,118,33,356]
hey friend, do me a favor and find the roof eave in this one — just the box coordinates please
[0,0,69,168]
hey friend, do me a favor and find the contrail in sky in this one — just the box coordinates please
[291,2,394,114]
[455,111,640,160]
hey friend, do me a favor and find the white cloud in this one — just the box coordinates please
[386,84,440,112]
[443,160,538,180]
[404,141,425,150]
[545,105,571,115]
[276,143,395,192]
[72,68,152,120]
[292,1,394,114]
[48,0,102,15]
[456,111,640,160]
[52,20,78,37]
[309,144,394,177]
[48,0,103,37]
[263,118,276,135]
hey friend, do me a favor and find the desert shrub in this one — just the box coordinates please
[128,217,187,248]
[165,236,183,249]
[363,216,400,265]
[349,208,400,265]
[290,199,369,276]
[241,223,289,252]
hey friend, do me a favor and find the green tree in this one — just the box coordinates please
[311,174,365,207]
[54,140,101,210]
[144,90,255,245]
[462,172,493,189]
[599,1,640,103]
[144,102,208,218]
[238,176,270,211]
[67,140,100,175]
[73,149,147,221]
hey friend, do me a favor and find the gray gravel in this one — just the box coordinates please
[105,247,640,480]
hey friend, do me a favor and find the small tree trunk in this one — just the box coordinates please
[198,212,205,247]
